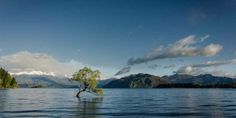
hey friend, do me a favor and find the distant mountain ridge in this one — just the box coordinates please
[14,73,236,88]
[103,73,168,88]
[14,74,78,88]
[163,74,236,85]
[103,73,236,88]
[97,78,116,87]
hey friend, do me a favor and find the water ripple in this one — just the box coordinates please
[0,88,236,117]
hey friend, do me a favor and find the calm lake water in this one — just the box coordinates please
[0,89,236,118]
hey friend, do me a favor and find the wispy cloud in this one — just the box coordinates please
[148,64,161,69]
[177,59,236,72]
[115,35,222,75]
[148,64,176,70]
[208,70,236,78]
[115,66,130,76]
[187,10,207,25]
[163,64,176,69]
[176,59,236,78]
[233,51,236,55]
[128,35,221,65]
[200,34,210,42]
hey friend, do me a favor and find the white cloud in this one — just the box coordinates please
[175,59,236,78]
[0,51,78,76]
[11,71,56,76]
[175,65,202,75]
[0,51,115,79]
[128,35,222,65]
[176,67,236,78]
[116,35,223,75]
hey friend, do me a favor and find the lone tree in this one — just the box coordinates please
[72,67,103,97]
[0,67,18,88]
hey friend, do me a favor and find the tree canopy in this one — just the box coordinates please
[0,67,18,88]
[72,67,103,97]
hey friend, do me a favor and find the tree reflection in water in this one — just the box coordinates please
[76,97,103,118]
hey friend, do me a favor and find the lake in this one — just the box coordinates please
[0,89,236,118]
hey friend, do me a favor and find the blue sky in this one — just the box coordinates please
[0,0,235,78]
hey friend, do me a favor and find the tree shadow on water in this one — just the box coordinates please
[76,97,103,118]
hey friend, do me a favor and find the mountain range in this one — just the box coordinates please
[163,74,235,85]
[103,73,167,88]
[103,73,236,88]
[13,73,236,88]
[14,75,77,88]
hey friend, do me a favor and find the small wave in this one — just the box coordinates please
[199,104,218,107]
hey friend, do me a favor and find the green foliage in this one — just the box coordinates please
[0,79,2,88]
[0,67,18,88]
[72,67,103,96]
[10,78,18,88]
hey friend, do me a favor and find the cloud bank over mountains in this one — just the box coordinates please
[0,51,82,77]
[176,59,236,78]
[0,51,115,78]
[116,35,223,76]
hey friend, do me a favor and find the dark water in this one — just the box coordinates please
[0,89,236,118]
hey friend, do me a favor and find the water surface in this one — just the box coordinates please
[0,89,236,118]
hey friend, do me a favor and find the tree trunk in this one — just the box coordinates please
[76,89,86,98]
[76,83,88,98]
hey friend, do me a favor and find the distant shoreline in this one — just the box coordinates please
[103,83,236,89]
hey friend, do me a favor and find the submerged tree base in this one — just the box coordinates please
[76,89,86,98]
[76,88,104,98]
